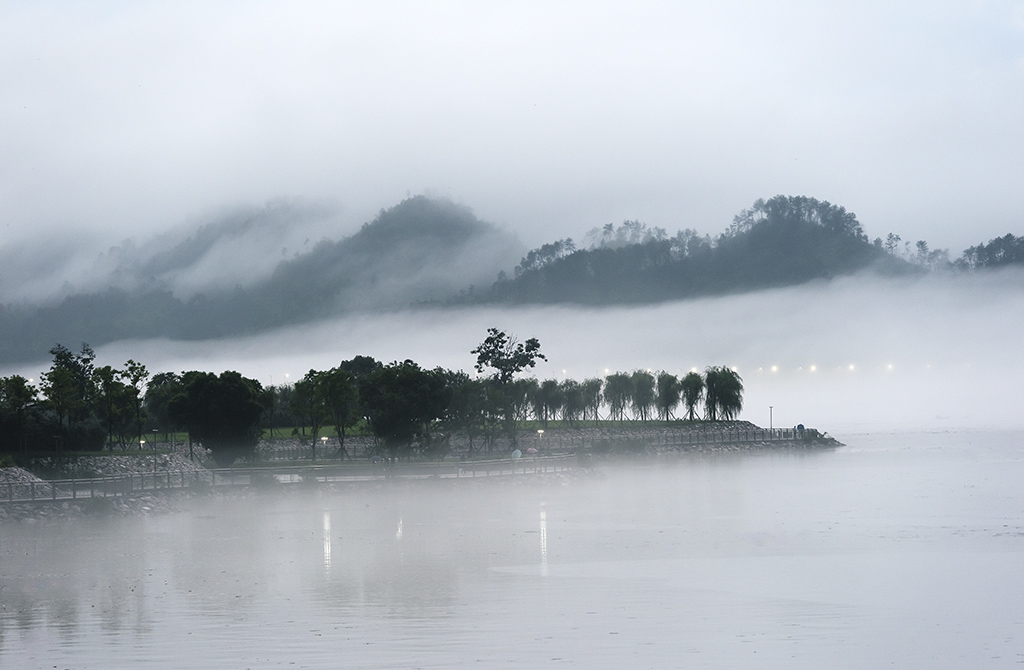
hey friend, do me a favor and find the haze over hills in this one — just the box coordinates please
[0,193,1020,366]
[0,197,523,363]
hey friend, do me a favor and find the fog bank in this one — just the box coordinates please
[5,269,1023,434]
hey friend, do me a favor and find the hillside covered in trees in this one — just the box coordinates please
[0,194,1020,365]
[473,196,916,306]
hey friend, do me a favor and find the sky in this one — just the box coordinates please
[2,0,1023,255]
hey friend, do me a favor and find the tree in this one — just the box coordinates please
[603,373,633,423]
[532,379,563,428]
[559,379,585,426]
[679,371,705,421]
[320,366,360,459]
[471,328,546,443]
[360,360,450,461]
[704,367,743,421]
[123,359,149,449]
[0,375,37,454]
[956,233,1024,269]
[40,343,100,449]
[655,372,681,421]
[444,372,489,456]
[630,370,656,422]
[580,378,603,424]
[471,328,547,385]
[40,366,79,434]
[290,370,328,459]
[46,343,96,425]
[144,372,182,441]
[168,371,264,466]
[93,365,132,449]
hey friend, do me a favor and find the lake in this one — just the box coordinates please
[2,428,1022,668]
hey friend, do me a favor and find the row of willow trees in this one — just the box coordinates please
[0,331,744,464]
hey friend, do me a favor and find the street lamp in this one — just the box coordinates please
[769,406,773,432]
[320,435,328,461]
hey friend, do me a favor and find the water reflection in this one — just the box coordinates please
[3,434,1024,668]
[322,510,331,573]
[539,503,548,577]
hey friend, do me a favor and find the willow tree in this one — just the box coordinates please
[680,371,705,421]
[704,367,743,421]
[603,373,633,423]
[655,372,681,421]
[630,370,656,422]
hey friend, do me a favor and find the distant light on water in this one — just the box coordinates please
[323,511,332,572]
[539,504,548,578]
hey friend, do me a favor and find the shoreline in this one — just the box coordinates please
[0,421,839,523]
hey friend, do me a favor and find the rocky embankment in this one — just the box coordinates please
[1,421,839,522]
[0,452,207,523]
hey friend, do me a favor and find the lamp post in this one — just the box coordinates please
[769,406,773,432]
[320,435,328,462]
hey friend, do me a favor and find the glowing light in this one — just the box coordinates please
[848,364,855,371]
[887,364,894,371]
[731,366,738,372]
[809,365,817,372]
[771,365,778,373]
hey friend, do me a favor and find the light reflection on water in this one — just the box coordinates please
[1,430,1024,668]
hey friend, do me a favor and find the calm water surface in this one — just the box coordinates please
[2,430,1023,669]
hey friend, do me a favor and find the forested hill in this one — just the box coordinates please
[474,196,915,306]
[0,197,521,364]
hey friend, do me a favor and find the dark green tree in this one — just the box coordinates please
[655,372,681,421]
[169,371,263,466]
[123,359,149,449]
[144,372,182,440]
[704,367,743,421]
[580,377,604,424]
[471,328,546,443]
[0,375,37,454]
[680,371,705,421]
[361,360,450,461]
[532,379,562,428]
[604,373,633,423]
[559,379,585,426]
[93,365,132,449]
[630,370,656,422]
[471,328,547,384]
[290,370,328,457]
[320,366,360,459]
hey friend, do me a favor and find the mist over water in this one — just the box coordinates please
[3,430,1023,668]
[6,268,1018,434]
[3,271,1024,668]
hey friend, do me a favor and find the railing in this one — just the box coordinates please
[1,455,579,505]
[1,470,215,505]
